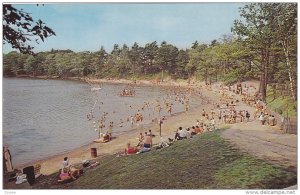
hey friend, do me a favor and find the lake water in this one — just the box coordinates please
[3,78,201,166]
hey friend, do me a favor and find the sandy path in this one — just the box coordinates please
[219,82,297,171]
[222,121,297,169]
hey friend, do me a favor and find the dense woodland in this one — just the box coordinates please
[3,3,297,102]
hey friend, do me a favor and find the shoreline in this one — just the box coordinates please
[7,76,269,176]
[5,75,200,88]
[11,76,219,175]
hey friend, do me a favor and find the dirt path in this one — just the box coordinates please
[222,120,297,169]
[221,101,297,171]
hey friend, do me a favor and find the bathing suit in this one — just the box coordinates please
[60,173,70,180]
[143,143,151,148]
[127,147,136,154]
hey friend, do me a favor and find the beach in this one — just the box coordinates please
[12,78,220,175]
[12,78,296,176]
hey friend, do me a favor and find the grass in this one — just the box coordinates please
[266,88,297,117]
[5,131,297,189]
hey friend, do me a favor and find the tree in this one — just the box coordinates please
[232,3,297,102]
[142,41,159,74]
[175,49,189,79]
[3,51,27,76]
[129,42,142,79]
[188,44,207,82]
[3,4,56,54]
[156,41,179,80]
[273,3,297,100]
[90,46,108,77]
[232,3,278,102]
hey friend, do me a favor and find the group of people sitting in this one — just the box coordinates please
[123,130,154,155]
[58,157,83,182]
[174,122,214,141]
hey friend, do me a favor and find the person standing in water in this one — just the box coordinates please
[108,122,113,140]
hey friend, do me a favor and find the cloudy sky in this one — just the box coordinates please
[3,3,246,53]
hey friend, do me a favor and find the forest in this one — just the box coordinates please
[3,3,297,103]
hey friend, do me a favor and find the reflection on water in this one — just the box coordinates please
[3,78,201,166]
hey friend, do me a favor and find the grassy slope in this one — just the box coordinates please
[7,130,296,189]
[266,88,297,118]
[27,132,297,189]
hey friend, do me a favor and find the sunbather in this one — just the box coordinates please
[60,157,82,181]
[59,167,75,181]
[125,143,138,155]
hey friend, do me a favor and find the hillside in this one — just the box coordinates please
[5,129,296,189]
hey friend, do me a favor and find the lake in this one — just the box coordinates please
[3,78,201,166]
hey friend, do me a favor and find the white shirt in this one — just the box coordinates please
[259,114,264,121]
[179,129,187,138]
[186,130,192,139]
[62,160,69,168]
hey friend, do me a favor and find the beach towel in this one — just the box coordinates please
[15,174,27,185]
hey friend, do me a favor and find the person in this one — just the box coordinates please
[259,112,265,125]
[130,116,134,128]
[138,132,144,146]
[178,127,187,140]
[202,109,206,117]
[59,167,74,181]
[103,133,110,142]
[60,157,82,181]
[218,109,222,121]
[186,128,192,139]
[268,115,276,126]
[3,146,13,173]
[158,137,169,148]
[148,129,153,137]
[245,111,250,122]
[125,143,138,155]
[107,121,113,140]
[143,132,152,148]
[203,124,208,132]
[62,157,69,168]
[191,126,197,135]
[168,105,172,115]
[196,120,200,126]
[135,110,142,122]
[174,128,180,140]
[196,126,203,134]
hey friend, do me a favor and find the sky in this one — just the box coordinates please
[3,3,246,53]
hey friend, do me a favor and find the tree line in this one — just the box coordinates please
[3,3,297,102]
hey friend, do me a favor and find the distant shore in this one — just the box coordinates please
[6,74,200,88]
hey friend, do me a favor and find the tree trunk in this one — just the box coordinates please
[205,69,208,85]
[261,72,267,102]
[282,40,296,101]
[260,49,267,102]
